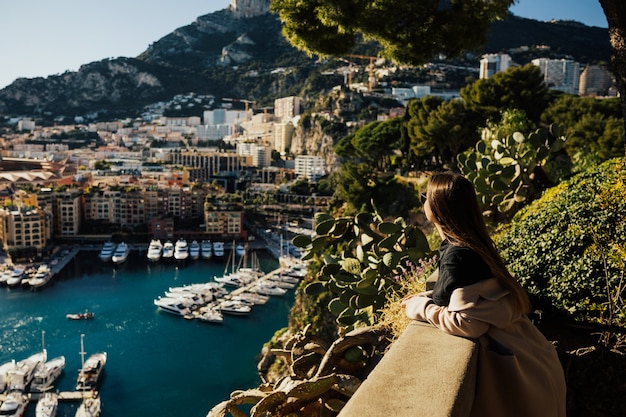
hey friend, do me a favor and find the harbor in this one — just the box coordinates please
[0,248,293,417]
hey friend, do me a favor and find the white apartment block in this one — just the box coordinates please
[274,122,295,156]
[203,109,249,125]
[479,54,512,79]
[532,58,581,95]
[17,119,36,132]
[237,143,272,167]
[274,96,301,122]
[579,65,614,96]
[391,85,432,105]
[201,109,250,140]
[170,150,246,180]
[197,124,233,141]
[294,155,326,182]
[163,116,202,127]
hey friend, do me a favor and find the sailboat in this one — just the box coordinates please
[75,334,103,417]
[213,244,248,288]
[76,334,107,391]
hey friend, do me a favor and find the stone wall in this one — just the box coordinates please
[338,321,478,417]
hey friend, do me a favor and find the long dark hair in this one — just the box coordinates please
[426,172,531,314]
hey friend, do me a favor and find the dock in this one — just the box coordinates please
[50,247,80,275]
[0,390,96,403]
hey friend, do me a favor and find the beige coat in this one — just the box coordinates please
[404,278,566,417]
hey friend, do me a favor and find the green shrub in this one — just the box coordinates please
[495,157,626,326]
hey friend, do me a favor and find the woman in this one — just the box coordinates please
[402,172,566,417]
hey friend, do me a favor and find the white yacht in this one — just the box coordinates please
[213,273,248,288]
[74,395,101,417]
[0,361,16,392]
[35,392,58,417]
[0,392,27,417]
[98,241,116,262]
[146,239,163,262]
[161,241,174,261]
[31,356,66,392]
[251,281,288,296]
[8,350,47,392]
[111,242,130,264]
[235,243,246,257]
[217,300,252,316]
[212,241,225,258]
[193,306,224,324]
[168,282,227,300]
[29,264,54,289]
[233,292,270,305]
[0,270,11,286]
[153,296,194,316]
[173,239,189,261]
[6,267,26,288]
[76,352,107,391]
[189,240,200,260]
[200,240,213,260]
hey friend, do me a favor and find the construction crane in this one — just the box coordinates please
[346,54,379,91]
[222,98,256,121]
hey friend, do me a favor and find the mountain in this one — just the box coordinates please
[0,7,610,120]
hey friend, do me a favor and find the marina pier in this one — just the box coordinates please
[0,389,96,403]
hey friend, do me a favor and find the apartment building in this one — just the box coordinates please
[532,58,581,95]
[294,155,326,182]
[204,200,245,239]
[479,54,512,79]
[53,190,83,236]
[0,207,51,251]
[169,150,246,182]
[236,143,272,167]
[274,121,295,156]
[579,65,614,96]
[274,96,301,122]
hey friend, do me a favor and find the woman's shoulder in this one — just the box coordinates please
[440,241,484,265]
[448,278,510,311]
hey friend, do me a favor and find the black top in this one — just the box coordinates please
[432,240,492,306]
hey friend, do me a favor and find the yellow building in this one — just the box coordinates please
[0,207,51,251]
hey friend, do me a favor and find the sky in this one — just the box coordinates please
[0,0,609,90]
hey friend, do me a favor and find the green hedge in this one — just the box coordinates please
[495,157,626,324]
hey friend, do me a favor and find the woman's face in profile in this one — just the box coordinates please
[424,194,436,224]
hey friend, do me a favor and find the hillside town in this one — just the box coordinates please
[0,51,616,262]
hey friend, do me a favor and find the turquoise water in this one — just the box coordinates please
[0,250,291,417]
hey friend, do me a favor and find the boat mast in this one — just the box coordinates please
[79,333,86,394]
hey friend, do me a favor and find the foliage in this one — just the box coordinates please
[335,118,403,171]
[270,0,514,65]
[377,255,438,339]
[460,64,549,124]
[457,123,567,215]
[405,96,481,169]
[542,95,624,171]
[494,158,626,327]
[334,163,420,218]
[293,211,431,330]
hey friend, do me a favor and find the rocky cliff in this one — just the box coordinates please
[0,6,310,117]
[0,11,610,119]
[230,0,270,18]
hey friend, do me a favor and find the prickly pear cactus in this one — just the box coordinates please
[207,325,391,417]
[457,124,566,214]
[292,211,431,329]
